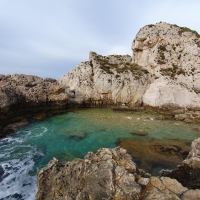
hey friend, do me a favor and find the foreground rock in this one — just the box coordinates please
[36,147,200,200]
[161,137,200,189]
[0,74,68,137]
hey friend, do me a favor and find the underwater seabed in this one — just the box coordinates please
[0,108,200,199]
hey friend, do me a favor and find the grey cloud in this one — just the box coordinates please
[0,0,200,79]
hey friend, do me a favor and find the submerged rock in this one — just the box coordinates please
[131,130,148,136]
[116,138,191,174]
[155,115,165,120]
[58,128,87,140]
[67,132,87,140]
[36,147,199,200]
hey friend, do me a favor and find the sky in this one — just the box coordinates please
[0,0,200,79]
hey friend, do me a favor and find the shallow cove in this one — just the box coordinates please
[0,108,200,199]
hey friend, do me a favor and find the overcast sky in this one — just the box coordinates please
[0,0,200,79]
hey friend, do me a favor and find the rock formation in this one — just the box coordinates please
[161,137,200,189]
[60,22,200,114]
[133,23,200,109]
[0,74,68,137]
[1,22,200,199]
[2,22,200,136]
[36,147,200,200]
[59,52,153,108]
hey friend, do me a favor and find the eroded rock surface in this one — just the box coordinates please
[132,22,200,109]
[60,22,200,114]
[161,137,200,189]
[0,74,68,137]
[59,52,153,107]
[36,147,199,200]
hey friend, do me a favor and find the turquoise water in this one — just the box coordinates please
[0,108,200,199]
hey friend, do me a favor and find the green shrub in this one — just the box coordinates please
[157,60,166,65]
[158,45,167,51]
[160,64,185,78]
[159,52,165,60]
[177,69,185,75]
[178,27,200,38]
[96,56,149,76]
[160,67,173,76]
[115,74,120,79]
[148,24,155,27]
[191,68,195,72]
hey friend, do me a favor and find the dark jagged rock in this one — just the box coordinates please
[161,138,200,189]
[0,165,4,182]
[0,74,68,138]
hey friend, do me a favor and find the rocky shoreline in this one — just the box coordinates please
[1,22,200,199]
[36,146,200,200]
[0,74,68,138]
[35,22,200,199]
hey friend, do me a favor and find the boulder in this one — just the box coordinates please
[181,189,200,200]
[36,148,141,200]
[131,130,148,136]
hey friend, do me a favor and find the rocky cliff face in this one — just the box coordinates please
[59,52,153,107]
[0,74,68,137]
[36,147,200,200]
[60,22,200,111]
[133,22,200,108]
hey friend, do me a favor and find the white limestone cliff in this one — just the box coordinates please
[132,22,200,109]
[60,22,200,110]
[60,52,153,107]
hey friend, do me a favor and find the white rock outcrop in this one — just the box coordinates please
[60,22,200,110]
[143,76,200,108]
[60,52,152,107]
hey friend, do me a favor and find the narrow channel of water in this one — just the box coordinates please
[0,108,200,199]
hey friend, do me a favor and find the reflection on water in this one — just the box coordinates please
[0,108,200,199]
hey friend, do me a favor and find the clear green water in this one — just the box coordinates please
[0,108,200,199]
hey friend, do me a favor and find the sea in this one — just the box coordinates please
[0,108,200,199]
